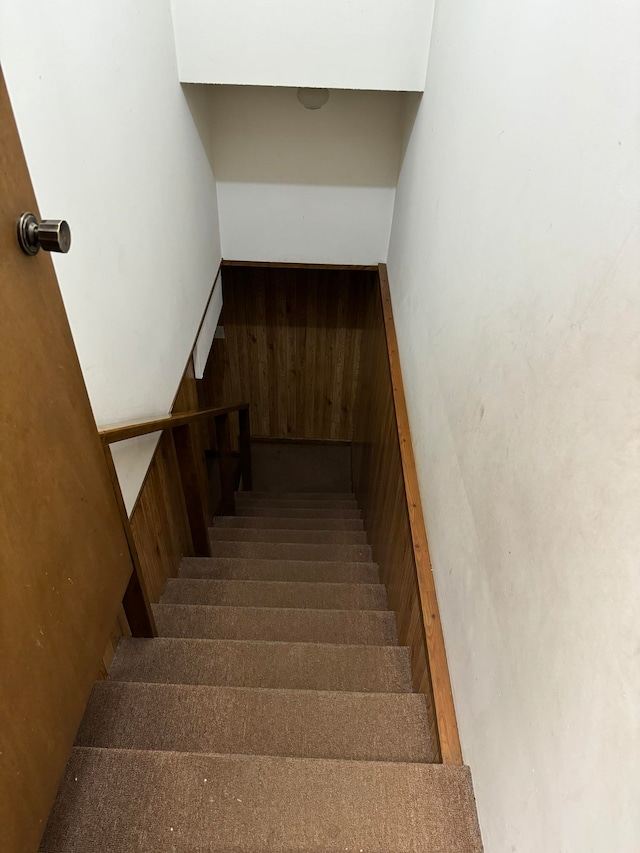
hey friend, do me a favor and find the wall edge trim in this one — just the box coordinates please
[378,262,463,765]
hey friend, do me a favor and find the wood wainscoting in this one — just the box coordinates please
[353,264,462,765]
[100,364,202,673]
[198,264,377,443]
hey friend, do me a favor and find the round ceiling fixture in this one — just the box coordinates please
[296,88,330,110]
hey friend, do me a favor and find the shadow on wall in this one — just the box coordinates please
[182,83,408,188]
[182,83,218,180]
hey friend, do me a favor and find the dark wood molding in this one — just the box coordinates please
[100,403,249,444]
[221,260,378,271]
[377,263,462,765]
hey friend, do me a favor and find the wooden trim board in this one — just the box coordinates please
[377,263,462,765]
[100,402,249,444]
[221,260,378,271]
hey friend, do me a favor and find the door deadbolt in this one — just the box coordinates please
[17,212,71,256]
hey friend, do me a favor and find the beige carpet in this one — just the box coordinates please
[41,490,483,851]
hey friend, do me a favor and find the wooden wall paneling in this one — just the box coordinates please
[173,360,212,521]
[274,273,288,435]
[129,437,180,604]
[127,370,202,604]
[157,428,194,558]
[172,424,213,556]
[254,272,270,437]
[352,266,463,765]
[303,271,318,438]
[294,270,308,438]
[201,265,374,442]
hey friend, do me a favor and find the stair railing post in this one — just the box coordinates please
[172,424,212,556]
[238,405,253,492]
[215,412,236,515]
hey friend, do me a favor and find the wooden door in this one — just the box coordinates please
[0,70,134,851]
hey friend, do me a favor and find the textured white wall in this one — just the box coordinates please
[387,0,640,850]
[0,0,222,512]
[171,0,434,91]
[201,85,405,264]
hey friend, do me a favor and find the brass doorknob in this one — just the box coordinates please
[17,212,71,255]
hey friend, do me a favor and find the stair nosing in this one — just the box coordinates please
[94,681,424,702]
[71,745,440,772]
[181,557,380,567]
[115,635,409,652]
[163,578,385,591]
[153,602,394,616]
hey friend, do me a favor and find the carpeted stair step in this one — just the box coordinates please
[234,496,358,509]
[208,540,372,562]
[236,491,356,500]
[110,638,413,692]
[179,557,380,584]
[213,515,364,531]
[76,681,434,763]
[41,749,482,852]
[237,505,362,519]
[209,526,368,544]
[160,578,387,610]
[153,603,398,645]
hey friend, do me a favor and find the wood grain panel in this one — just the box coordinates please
[127,366,205,604]
[199,265,375,442]
[352,265,463,765]
[103,365,203,664]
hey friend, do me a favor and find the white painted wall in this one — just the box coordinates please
[171,0,434,92]
[387,0,640,850]
[0,0,222,512]
[198,85,405,264]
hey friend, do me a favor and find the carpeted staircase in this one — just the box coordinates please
[41,490,482,851]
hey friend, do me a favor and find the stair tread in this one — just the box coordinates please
[213,515,364,530]
[236,491,356,500]
[153,602,398,645]
[77,681,434,763]
[208,540,372,562]
[179,557,380,584]
[160,578,387,611]
[41,748,482,852]
[209,526,368,544]
[234,500,358,510]
[237,506,362,518]
[109,637,413,692]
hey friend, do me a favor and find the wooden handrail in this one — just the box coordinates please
[378,263,462,765]
[102,399,252,638]
[99,402,250,444]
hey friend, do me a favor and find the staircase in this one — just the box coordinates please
[41,490,482,851]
